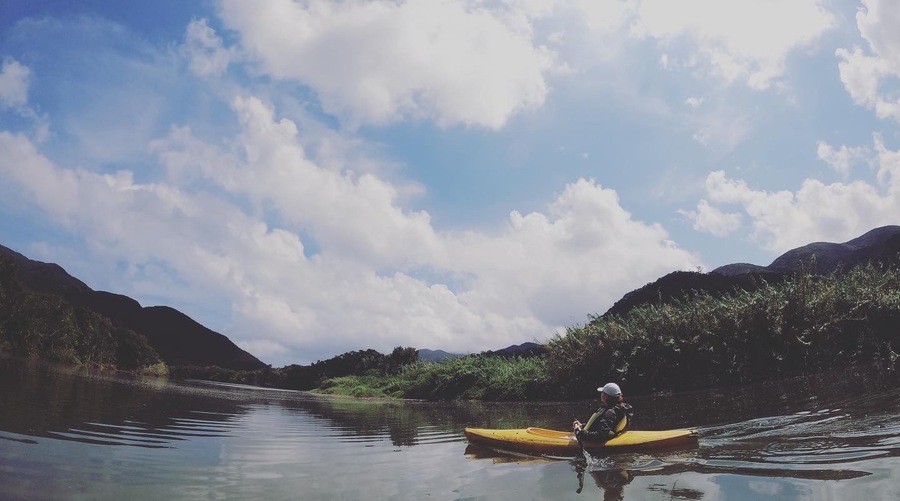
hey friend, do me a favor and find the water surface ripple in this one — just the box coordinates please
[1,359,898,500]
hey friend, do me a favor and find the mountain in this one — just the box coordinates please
[4,226,898,371]
[714,225,900,276]
[0,244,266,371]
[482,342,545,358]
[605,225,900,318]
[418,349,462,362]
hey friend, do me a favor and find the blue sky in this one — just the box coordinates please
[1,0,898,366]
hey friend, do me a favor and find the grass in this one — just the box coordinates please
[315,355,552,400]
[316,263,900,401]
[545,263,900,398]
[9,248,895,401]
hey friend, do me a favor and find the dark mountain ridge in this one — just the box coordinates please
[0,244,266,371]
[605,225,900,318]
[3,225,898,371]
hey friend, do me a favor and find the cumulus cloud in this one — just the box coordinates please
[631,0,835,89]
[0,95,699,365]
[679,199,742,236]
[836,0,900,121]
[183,19,235,77]
[816,140,871,176]
[218,0,554,129]
[0,58,29,108]
[691,135,899,253]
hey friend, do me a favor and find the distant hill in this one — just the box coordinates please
[605,225,900,318]
[0,245,266,371]
[764,225,900,273]
[418,349,462,362]
[482,342,545,358]
[419,343,545,361]
[4,225,898,372]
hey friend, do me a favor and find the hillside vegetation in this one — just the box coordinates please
[3,240,898,401]
[546,262,899,398]
[0,257,167,374]
[315,263,899,400]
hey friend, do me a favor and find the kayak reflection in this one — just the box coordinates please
[465,443,636,498]
[463,443,560,463]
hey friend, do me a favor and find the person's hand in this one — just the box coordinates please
[573,420,582,432]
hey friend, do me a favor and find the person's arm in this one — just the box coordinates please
[575,409,615,441]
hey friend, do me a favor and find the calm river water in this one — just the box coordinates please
[1,358,899,500]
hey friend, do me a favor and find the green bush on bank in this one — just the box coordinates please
[396,355,550,400]
[275,263,900,401]
[315,354,553,401]
[9,245,896,401]
[315,374,403,398]
[546,263,900,398]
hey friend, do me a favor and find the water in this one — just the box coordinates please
[1,358,899,500]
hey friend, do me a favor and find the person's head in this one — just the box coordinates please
[597,382,623,404]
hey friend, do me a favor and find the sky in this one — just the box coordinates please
[1,0,899,366]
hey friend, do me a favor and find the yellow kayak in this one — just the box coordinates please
[464,427,699,456]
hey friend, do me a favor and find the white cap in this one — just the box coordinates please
[597,383,622,396]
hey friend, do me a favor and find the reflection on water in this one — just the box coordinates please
[1,357,899,500]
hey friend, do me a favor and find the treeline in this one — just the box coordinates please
[318,354,551,400]
[5,248,898,401]
[172,346,419,389]
[317,263,900,400]
[0,257,167,374]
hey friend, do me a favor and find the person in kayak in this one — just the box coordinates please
[572,382,633,441]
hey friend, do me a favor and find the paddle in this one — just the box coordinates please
[572,419,590,460]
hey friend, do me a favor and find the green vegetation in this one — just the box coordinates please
[4,246,898,401]
[546,263,900,398]
[315,263,900,400]
[317,374,401,398]
[316,354,551,400]
[0,257,167,374]
[171,346,419,391]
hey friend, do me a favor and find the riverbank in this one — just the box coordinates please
[3,256,898,400]
[314,263,900,400]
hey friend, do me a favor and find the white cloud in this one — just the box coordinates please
[183,19,235,77]
[816,140,870,176]
[631,0,835,89]
[680,199,742,236]
[219,0,555,129]
[874,133,900,186]
[836,0,900,121]
[450,178,700,325]
[0,58,29,108]
[570,0,637,32]
[695,134,900,252]
[689,106,752,150]
[0,58,48,142]
[0,94,700,365]
[855,0,900,69]
[685,96,704,108]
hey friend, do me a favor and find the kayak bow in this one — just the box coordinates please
[464,427,698,456]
